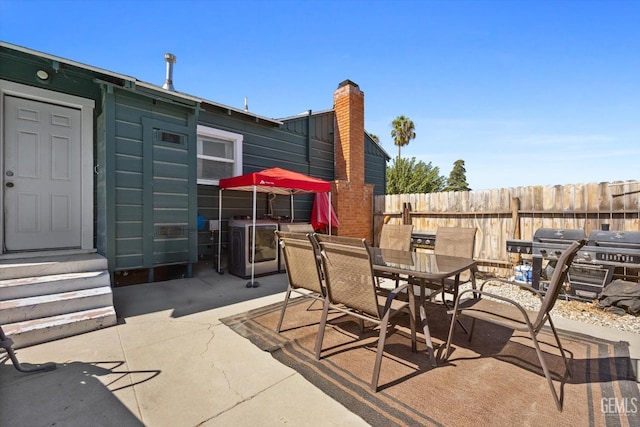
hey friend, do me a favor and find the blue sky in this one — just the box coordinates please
[1,0,638,190]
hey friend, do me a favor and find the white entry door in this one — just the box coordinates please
[3,95,82,251]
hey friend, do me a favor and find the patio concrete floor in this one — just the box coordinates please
[1,260,638,426]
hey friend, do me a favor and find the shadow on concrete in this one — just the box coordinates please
[0,358,160,426]
[112,260,288,319]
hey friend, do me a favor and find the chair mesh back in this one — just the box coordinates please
[277,232,323,295]
[535,240,585,327]
[317,238,381,318]
[379,224,413,251]
[279,223,314,234]
[435,227,477,281]
[315,234,367,246]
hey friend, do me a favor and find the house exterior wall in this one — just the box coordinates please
[1,43,389,273]
[1,44,202,275]
[97,86,198,272]
[0,45,102,254]
[195,109,335,258]
[195,105,389,259]
[365,134,388,196]
[0,47,103,109]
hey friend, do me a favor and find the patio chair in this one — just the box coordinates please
[421,226,478,304]
[275,231,325,333]
[313,234,417,392]
[443,239,586,411]
[377,223,413,289]
[378,223,413,251]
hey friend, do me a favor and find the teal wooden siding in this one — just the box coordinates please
[99,87,198,272]
[195,109,388,258]
[195,110,332,257]
[365,134,389,196]
[2,43,388,273]
[0,46,103,109]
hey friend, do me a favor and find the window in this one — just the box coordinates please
[154,129,185,145]
[197,125,243,185]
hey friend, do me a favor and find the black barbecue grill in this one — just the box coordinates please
[532,228,586,259]
[579,230,640,265]
[568,230,640,300]
[507,228,640,301]
[530,228,587,297]
[411,232,436,250]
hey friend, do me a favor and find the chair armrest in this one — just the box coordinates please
[479,278,544,301]
[452,288,535,326]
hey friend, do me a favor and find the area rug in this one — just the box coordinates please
[221,298,640,427]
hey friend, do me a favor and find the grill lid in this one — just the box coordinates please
[533,228,586,243]
[587,230,640,248]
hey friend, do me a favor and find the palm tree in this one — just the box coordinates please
[390,115,416,159]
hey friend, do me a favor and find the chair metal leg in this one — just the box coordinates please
[358,318,365,333]
[314,300,331,360]
[407,291,417,352]
[546,316,572,379]
[371,313,391,392]
[529,329,565,411]
[444,276,470,335]
[276,289,293,333]
[443,309,458,360]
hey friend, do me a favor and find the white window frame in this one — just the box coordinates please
[196,125,243,185]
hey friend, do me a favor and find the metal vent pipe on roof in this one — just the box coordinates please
[162,53,176,91]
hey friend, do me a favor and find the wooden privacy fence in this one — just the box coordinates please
[373,180,640,277]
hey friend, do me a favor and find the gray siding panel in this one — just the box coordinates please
[195,111,333,258]
[365,135,389,196]
[115,138,143,156]
[117,237,143,255]
[116,222,143,238]
[104,89,196,271]
[153,161,189,179]
[195,109,387,260]
[115,254,144,269]
[117,205,143,221]
[153,178,189,193]
[154,193,189,209]
[116,155,143,173]
[154,209,189,223]
[115,171,143,188]
[116,188,143,204]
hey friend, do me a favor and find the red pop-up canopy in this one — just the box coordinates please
[218,168,337,287]
[219,167,331,194]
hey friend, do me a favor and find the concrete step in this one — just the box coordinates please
[1,306,117,349]
[0,286,114,325]
[0,253,108,280]
[0,271,111,301]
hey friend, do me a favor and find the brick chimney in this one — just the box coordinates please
[332,80,374,242]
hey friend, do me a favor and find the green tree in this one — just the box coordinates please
[444,159,471,192]
[386,157,445,194]
[368,133,379,143]
[390,115,416,159]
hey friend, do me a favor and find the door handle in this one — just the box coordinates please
[5,182,14,188]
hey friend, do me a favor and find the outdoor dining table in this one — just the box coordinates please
[369,247,477,367]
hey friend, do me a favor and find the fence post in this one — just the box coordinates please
[403,202,411,225]
[510,197,521,265]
